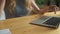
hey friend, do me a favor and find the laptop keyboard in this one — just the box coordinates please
[32,16,53,24]
[43,17,60,26]
[31,16,60,28]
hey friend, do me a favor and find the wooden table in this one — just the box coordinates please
[0,11,60,34]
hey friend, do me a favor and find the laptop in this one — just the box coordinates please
[30,16,60,29]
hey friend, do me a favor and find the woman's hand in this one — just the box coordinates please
[49,5,59,14]
[36,6,49,15]
[37,5,59,15]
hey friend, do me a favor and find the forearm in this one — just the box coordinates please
[31,0,40,11]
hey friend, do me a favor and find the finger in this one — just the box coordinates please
[54,11,56,14]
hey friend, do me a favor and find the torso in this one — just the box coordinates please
[15,0,29,17]
[4,0,29,19]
